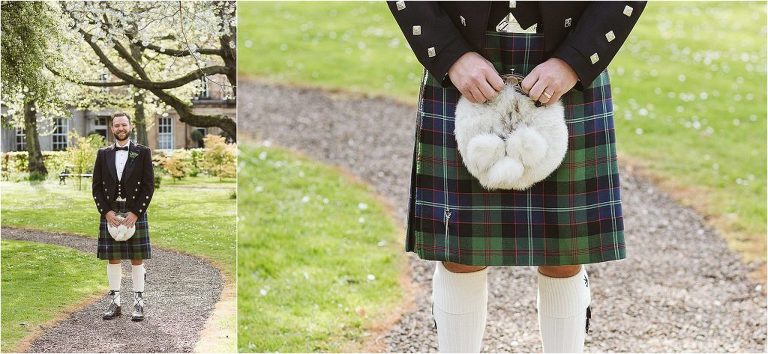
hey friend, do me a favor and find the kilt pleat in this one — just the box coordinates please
[405,31,625,266]
[97,212,152,260]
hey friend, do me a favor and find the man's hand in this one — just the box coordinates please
[521,58,579,106]
[105,211,121,227]
[122,212,138,228]
[448,52,505,104]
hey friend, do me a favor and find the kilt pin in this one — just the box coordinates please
[406,31,625,266]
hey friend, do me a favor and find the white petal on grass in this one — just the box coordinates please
[260,288,268,296]
[367,274,376,281]
[358,217,365,224]
[301,196,310,203]
[635,128,644,135]
[358,202,368,210]
[258,151,268,160]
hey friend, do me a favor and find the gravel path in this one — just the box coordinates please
[2,228,224,353]
[240,80,766,353]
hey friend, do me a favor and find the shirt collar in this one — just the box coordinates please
[115,140,132,149]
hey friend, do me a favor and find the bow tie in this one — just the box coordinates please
[115,146,129,151]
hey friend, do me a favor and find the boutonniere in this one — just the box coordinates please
[129,151,139,160]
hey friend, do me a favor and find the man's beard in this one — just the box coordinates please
[113,131,130,142]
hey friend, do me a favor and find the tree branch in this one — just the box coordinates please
[126,32,222,57]
[78,31,228,90]
[46,65,128,87]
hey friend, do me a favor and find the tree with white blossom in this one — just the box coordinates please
[51,1,237,140]
[1,1,64,179]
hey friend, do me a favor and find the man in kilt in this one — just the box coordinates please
[389,1,645,352]
[92,112,154,321]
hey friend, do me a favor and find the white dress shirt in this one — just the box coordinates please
[115,140,130,182]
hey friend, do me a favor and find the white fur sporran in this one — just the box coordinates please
[107,212,136,241]
[454,82,568,190]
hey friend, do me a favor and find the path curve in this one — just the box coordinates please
[240,80,766,352]
[2,228,224,353]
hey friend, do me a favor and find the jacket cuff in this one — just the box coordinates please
[551,43,599,92]
[429,37,472,88]
[129,208,143,218]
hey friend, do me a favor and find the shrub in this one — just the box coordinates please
[188,148,205,177]
[200,135,236,180]
[2,154,10,181]
[163,150,192,181]
[65,132,104,190]
[1,151,69,181]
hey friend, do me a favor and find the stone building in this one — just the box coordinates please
[1,75,235,152]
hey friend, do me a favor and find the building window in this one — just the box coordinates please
[94,116,108,140]
[15,127,25,151]
[198,77,210,99]
[158,116,173,149]
[52,118,68,151]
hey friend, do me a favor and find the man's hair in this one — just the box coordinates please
[111,112,131,124]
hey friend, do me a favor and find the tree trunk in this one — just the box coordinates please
[130,35,148,145]
[216,2,237,96]
[133,93,148,146]
[23,100,48,179]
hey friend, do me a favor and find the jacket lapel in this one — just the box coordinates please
[106,145,118,182]
[121,142,138,181]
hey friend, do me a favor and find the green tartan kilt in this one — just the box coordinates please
[405,31,626,266]
[97,212,152,260]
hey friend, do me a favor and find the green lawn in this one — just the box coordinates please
[237,145,404,352]
[1,175,237,277]
[238,2,767,262]
[1,240,106,352]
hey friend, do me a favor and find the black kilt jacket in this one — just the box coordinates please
[387,1,647,90]
[92,142,155,218]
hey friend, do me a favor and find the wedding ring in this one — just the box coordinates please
[543,91,553,99]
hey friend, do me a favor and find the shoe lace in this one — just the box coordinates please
[108,290,120,306]
[133,292,145,308]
